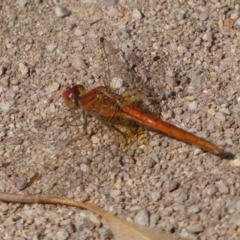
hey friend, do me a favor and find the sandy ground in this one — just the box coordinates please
[0,0,240,239]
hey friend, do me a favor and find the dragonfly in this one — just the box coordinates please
[62,37,226,156]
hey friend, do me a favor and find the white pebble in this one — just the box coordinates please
[187,101,198,111]
[132,9,143,20]
[55,229,69,240]
[18,62,29,76]
[55,5,71,18]
[231,158,240,167]
[215,111,226,123]
[19,0,29,7]
[111,77,123,89]
[134,209,149,226]
[0,102,12,112]
[49,82,60,92]
[46,43,57,52]
[71,56,88,71]
[88,213,101,227]
[91,135,100,144]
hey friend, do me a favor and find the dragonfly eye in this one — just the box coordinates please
[63,84,86,109]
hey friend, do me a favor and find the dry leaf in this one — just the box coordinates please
[0,192,188,240]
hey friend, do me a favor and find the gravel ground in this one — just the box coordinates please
[0,0,240,239]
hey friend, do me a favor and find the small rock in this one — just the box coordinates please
[199,12,209,21]
[175,193,188,203]
[217,181,229,194]
[71,40,84,51]
[55,5,71,18]
[46,43,57,52]
[88,213,102,227]
[80,163,90,173]
[215,111,226,123]
[74,28,86,37]
[150,191,161,201]
[91,135,100,144]
[207,108,216,116]
[163,179,180,192]
[99,0,118,7]
[205,184,217,196]
[19,0,29,7]
[187,101,197,111]
[0,102,12,112]
[132,9,143,20]
[235,17,240,27]
[110,189,121,198]
[0,181,6,192]
[18,62,29,76]
[187,205,201,215]
[111,77,123,89]
[186,224,204,233]
[49,82,60,92]
[231,158,240,167]
[193,36,201,45]
[134,209,149,226]
[55,228,69,240]
[4,216,15,227]
[149,213,160,228]
[15,177,28,190]
[0,203,9,212]
[202,32,212,42]
[71,56,88,71]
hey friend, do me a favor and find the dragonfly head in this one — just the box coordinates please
[63,84,86,110]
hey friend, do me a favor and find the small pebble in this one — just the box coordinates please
[132,9,143,20]
[134,209,149,226]
[187,101,197,111]
[208,108,216,116]
[150,191,161,201]
[15,177,28,190]
[49,82,60,92]
[199,12,209,21]
[187,205,201,215]
[4,216,15,227]
[71,56,88,71]
[0,181,6,192]
[110,189,121,198]
[186,224,204,234]
[55,5,71,18]
[88,213,102,227]
[111,77,123,89]
[91,135,100,144]
[215,111,226,123]
[18,62,29,76]
[202,32,212,42]
[99,0,118,7]
[55,228,69,240]
[19,0,29,7]
[46,43,57,52]
[217,181,229,194]
[231,158,240,167]
[163,179,180,192]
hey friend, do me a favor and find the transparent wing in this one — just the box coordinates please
[100,37,133,92]
[99,37,167,114]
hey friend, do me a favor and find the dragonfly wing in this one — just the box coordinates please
[100,37,132,92]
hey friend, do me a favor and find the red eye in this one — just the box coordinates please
[63,85,86,109]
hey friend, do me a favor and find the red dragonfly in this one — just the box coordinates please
[63,37,225,156]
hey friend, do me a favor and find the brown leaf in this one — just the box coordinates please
[0,192,188,240]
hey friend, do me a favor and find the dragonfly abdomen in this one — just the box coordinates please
[121,104,223,155]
